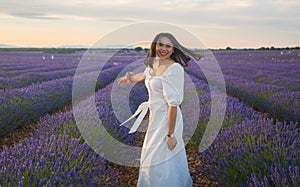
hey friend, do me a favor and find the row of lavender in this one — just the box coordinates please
[0,51,79,69]
[185,52,300,123]
[186,74,299,186]
[0,51,141,89]
[0,76,148,186]
[201,118,299,186]
[0,56,148,186]
[0,50,146,137]
[216,50,300,122]
[0,65,124,137]
[0,110,119,186]
[213,50,300,91]
[1,70,298,186]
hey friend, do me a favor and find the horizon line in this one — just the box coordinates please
[0,44,300,50]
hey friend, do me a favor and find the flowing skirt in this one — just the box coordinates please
[137,105,192,187]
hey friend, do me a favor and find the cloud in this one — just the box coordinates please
[0,0,299,47]
[9,11,61,20]
[102,17,142,23]
[1,0,299,27]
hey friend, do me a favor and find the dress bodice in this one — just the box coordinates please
[145,76,163,101]
[120,62,184,134]
[144,63,184,107]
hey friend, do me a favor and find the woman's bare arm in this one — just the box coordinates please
[117,72,145,86]
[131,72,146,83]
[167,106,177,135]
[166,106,177,151]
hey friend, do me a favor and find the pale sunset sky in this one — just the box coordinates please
[0,0,299,48]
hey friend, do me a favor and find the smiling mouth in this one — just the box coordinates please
[158,51,169,57]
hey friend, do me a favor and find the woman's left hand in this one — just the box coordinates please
[166,136,177,151]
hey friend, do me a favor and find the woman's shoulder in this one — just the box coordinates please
[164,62,183,77]
[169,62,183,71]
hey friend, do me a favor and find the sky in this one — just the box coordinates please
[0,0,299,48]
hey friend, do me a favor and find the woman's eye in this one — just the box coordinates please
[157,42,172,48]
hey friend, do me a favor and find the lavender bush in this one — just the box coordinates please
[201,118,299,186]
[0,66,124,137]
[0,110,118,186]
[0,50,141,89]
[0,74,149,185]
[186,73,299,186]
[213,50,300,91]
[186,55,300,123]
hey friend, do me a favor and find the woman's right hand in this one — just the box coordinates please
[117,72,133,86]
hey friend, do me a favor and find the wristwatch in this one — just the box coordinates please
[166,134,174,138]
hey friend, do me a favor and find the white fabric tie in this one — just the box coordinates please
[119,101,149,134]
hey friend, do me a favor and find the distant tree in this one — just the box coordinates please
[134,47,143,53]
[226,46,232,50]
[258,47,269,50]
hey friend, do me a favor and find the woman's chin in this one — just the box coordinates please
[156,55,170,60]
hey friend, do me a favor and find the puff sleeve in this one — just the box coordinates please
[162,63,184,106]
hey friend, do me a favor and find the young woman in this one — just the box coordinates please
[118,32,201,187]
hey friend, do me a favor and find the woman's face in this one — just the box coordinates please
[155,36,174,60]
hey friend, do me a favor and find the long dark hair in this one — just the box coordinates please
[144,32,202,68]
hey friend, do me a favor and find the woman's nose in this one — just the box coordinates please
[161,45,167,50]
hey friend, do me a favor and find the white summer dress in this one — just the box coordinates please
[123,63,193,187]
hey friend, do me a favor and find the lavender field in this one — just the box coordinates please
[0,49,299,186]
